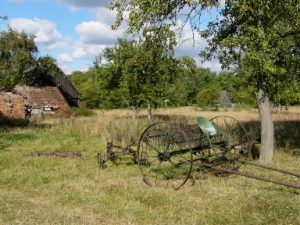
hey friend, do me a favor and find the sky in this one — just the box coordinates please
[0,0,223,74]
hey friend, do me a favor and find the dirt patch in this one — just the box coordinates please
[26,151,82,158]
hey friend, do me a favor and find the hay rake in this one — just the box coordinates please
[98,116,300,190]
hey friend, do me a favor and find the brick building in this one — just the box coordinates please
[0,86,73,119]
[0,65,79,119]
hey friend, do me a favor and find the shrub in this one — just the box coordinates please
[196,86,220,108]
[72,106,95,117]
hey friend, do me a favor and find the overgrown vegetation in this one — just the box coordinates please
[0,108,299,224]
[72,105,95,117]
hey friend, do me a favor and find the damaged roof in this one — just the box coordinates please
[14,86,68,106]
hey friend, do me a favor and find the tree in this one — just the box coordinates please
[201,0,300,164]
[69,67,124,109]
[26,56,59,86]
[0,28,38,90]
[111,0,300,164]
[0,28,62,90]
[196,85,220,108]
[102,38,178,118]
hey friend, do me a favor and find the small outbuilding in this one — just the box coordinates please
[214,90,232,108]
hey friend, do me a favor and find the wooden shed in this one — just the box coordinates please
[214,90,232,108]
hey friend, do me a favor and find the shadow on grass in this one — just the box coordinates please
[0,114,52,133]
[0,112,54,151]
[243,120,300,150]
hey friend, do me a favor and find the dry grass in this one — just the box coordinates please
[0,107,299,225]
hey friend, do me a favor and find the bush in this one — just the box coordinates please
[72,106,95,117]
[196,86,220,107]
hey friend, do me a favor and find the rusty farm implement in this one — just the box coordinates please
[98,116,300,190]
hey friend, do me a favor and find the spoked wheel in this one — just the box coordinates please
[209,116,252,158]
[137,123,193,190]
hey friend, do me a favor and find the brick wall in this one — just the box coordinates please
[0,92,26,119]
[14,86,73,118]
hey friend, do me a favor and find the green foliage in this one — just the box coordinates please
[69,38,182,109]
[201,0,300,104]
[111,0,218,35]
[0,28,60,90]
[104,38,179,108]
[69,68,123,109]
[217,72,256,106]
[69,52,236,109]
[0,28,38,90]
[69,53,259,109]
[110,0,300,107]
[72,106,95,117]
[196,85,220,107]
[280,80,300,105]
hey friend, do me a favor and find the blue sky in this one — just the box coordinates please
[0,0,222,74]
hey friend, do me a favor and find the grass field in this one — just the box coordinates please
[0,107,299,225]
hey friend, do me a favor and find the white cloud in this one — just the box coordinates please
[93,7,116,24]
[76,21,123,45]
[10,18,62,46]
[72,48,87,58]
[57,42,107,65]
[57,53,73,62]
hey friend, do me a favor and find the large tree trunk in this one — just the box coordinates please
[256,89,274,165]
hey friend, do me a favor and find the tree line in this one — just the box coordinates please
[1,27,298,113]
[69,38,299,111]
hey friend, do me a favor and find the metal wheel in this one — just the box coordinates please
[137,122,193,190]
[209,116,252,158]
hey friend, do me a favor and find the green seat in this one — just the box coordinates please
[197,117,217,136]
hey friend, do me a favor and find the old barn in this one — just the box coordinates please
[0,65,79,119]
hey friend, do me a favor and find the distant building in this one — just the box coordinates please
[0,65,79,119]
[214,90,232,108]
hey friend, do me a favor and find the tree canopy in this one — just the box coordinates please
[0,28,38,90]
[0,28,59,90]
[201,0,300,104]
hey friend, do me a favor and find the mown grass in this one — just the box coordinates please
[0,107,299,225]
